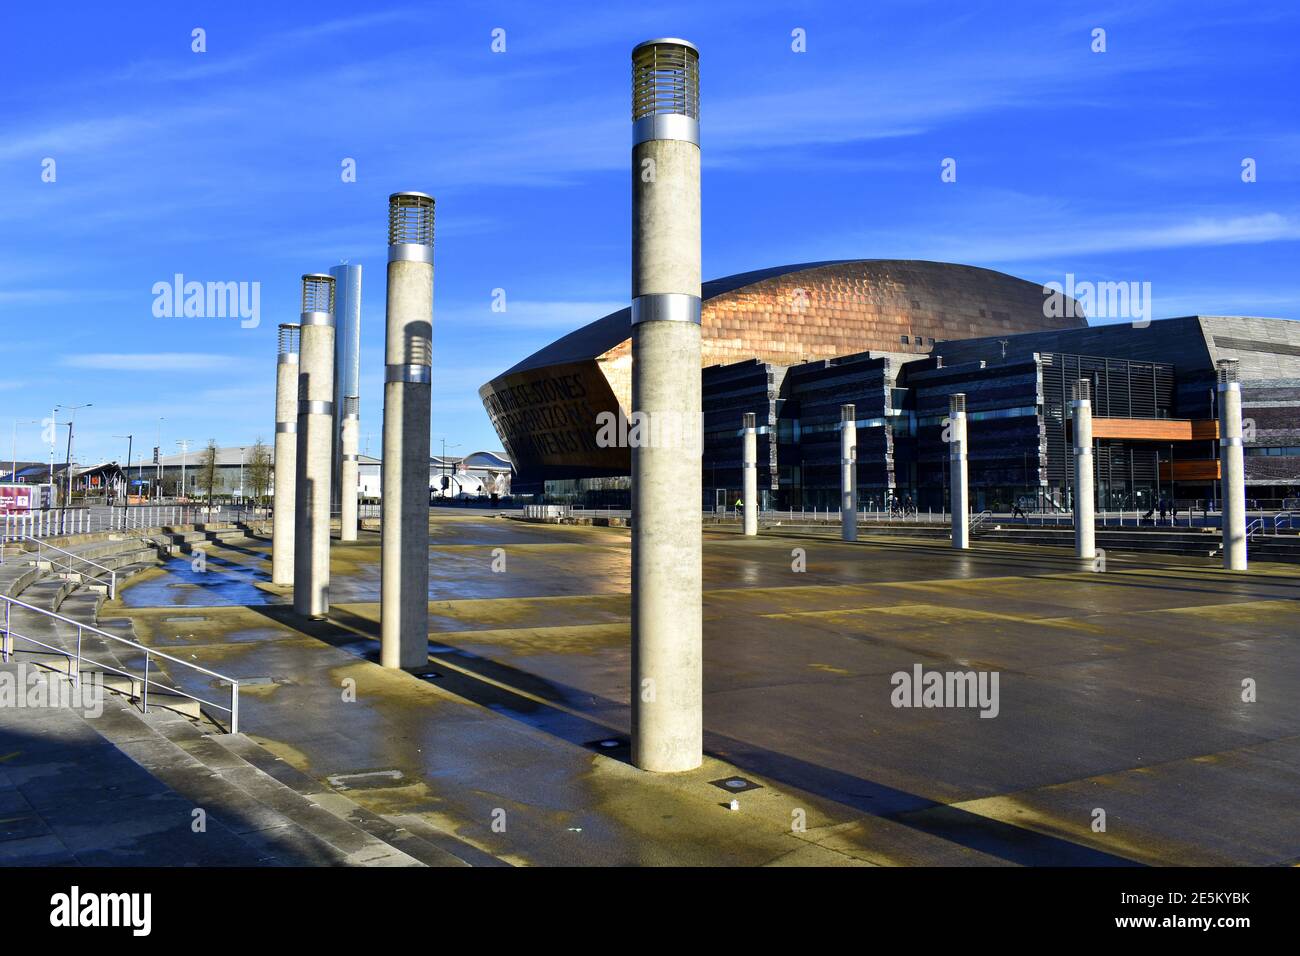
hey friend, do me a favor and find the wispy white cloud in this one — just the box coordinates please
[59,353,234,371]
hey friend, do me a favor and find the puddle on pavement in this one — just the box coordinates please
[120,556,273,608]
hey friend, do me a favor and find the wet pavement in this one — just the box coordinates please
[106,514,1300,866]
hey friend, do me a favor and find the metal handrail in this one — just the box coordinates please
[15,534,117,599]
[969,510,992,531]
[1275,511,1293,532]
[1246,518,1265,542]
[0,593,239,733]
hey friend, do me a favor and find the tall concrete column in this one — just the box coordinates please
[841,403,857,542]
[340,397,359,542]
[742,413,757,536]
[1218,360,1247,570]
[1071,380,1096,560]
[330,263,362,511]
[630,38,702,773]
[294,275,335,618]
[380,192,434,670]
[949,394,969,549]
[271,324,299,585]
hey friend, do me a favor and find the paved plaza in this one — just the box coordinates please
[80,513,1300,866]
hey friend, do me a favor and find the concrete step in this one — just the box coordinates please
[80,691,426,866]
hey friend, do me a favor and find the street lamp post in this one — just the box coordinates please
[11,418,38,484]
[176,439,191,502]
[113,434,133,526]
[54,403,91,526]
[155,417,165,501]
[439,438,460,498]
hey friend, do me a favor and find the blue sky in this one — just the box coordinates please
[1,0,1297,468]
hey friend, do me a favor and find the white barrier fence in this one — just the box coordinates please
[1,506,200,540]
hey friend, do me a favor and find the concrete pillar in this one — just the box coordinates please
[330,264,362,511]
[1071,379,1096,560]
[293,274,335,618]
[742,412,757,536]
[272,324,299,585]
[630,38,702,773]
[841,404,857,542]
[949,393,969,549]
[1218,360,1247,570]
[380,192,434,670]
[340,397,359,541]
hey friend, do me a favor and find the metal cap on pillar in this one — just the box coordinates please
[301,274,335,326]
[277,323,300,363]
[388,191,435,264]
[743,412,756,430]
[631,38,699,146]
[1216,358,1240,388]
[1071,378,1091,404]
[949,393,966,415]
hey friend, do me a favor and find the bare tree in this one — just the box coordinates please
[199,439,219,512]
[247,438,273,512]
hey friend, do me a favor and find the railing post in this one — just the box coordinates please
[74,625,82,690]
[2,600,9,662]
[231,682,240,734]
[142,653,150,714]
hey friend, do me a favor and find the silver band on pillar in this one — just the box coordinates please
[386,363,431,384]
[743,461,756,469]
[631,293,702,326]
[1218,381,1241,393]
[389,244,434,264]
[1074,447,1092,457]
[300,311,333,327]
[278,353,298,365]
[300,400,334,416]
[950,442,965,462]
[633,114,700,147]
[1221,436,1243,447]
[1071,400,1091,410]
[841,457,855,466]
[275,422,296,434]
[342,454,360,462]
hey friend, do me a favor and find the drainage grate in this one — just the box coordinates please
[327,769,405,791]
[710,776,762,794]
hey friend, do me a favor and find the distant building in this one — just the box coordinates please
[479,260,1299,509]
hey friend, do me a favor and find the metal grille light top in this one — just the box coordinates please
[632,38,699,145]
[277,323,300,355]
[343,395,359,418]
[949,393,966,414]
[388,192,435,263]
[301,274,335,316]
[743,412,756,430]
[1072,378,1091,402]
[1216,358,1240,385]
